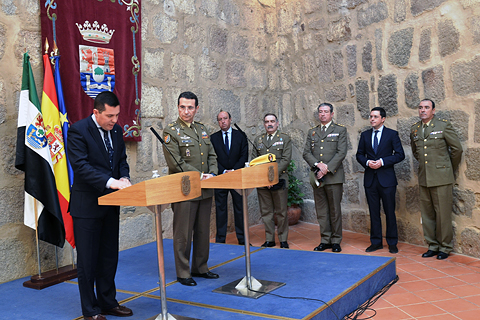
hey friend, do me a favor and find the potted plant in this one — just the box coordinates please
[287,160,304,225]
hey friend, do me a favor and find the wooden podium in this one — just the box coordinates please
[201,162,286,299]
[99,171,202,320]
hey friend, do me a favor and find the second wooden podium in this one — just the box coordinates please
[201,162,286,299]
[99,171,202,320]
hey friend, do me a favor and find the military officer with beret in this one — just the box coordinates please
[162,91,219,286]
[303,103,347,253]
[410,98,462,260]
[253,113,292,249]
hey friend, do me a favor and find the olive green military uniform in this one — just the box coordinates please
[163,118,218,278]
[303,122,347,245]
[252,131,292,242]
[410,116,462,254]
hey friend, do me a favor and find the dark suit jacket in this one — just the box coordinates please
[356,127,405,188]
[211,128,248,173]
[67,116,130,218]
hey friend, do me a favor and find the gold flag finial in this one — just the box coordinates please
[53,40,59,56]
[44,38,49,54]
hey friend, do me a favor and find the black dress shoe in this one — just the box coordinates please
[177,277,197,286]
[332,244,342,252]
[191,271,219,279]
[437,252,449,260]
[280,241,289,248]
[366,244,383,252]
[85,315,107,320]
[313,243,332,251]
[238,241,245,245]
[422,250,439,258]
[261,241,276,247]
[102,305,133,317]
[388,245,398,254]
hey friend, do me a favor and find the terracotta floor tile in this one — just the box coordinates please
[414,288,459,302]
[397,272,422,282]
[371,307,414,319]
[399,280,439,292]
[430,276,468,288]
[370,297,394,309]
[383,291,426,306]
[398,262,432,273]
[454,273,480,284]
[447,285,480,297]
[417,314,462,320]
[453,309,480,320]
[399,302,446,318]
[411,268,450,280]
[432,298,479,313]
[463,294,480,306]
[383,283,409,295]
[441,266,478,276]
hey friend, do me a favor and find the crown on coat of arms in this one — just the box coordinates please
[76,21,115,44]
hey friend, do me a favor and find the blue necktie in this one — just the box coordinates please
[224,132,230,155]
[101,128,114,169]
[373,130,379,154]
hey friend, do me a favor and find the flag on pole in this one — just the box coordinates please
[41,53,73,247]
[15,52,65,247]
[53,55,74,188]
[52,55,75,248]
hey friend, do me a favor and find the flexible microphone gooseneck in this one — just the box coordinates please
[150,127,184,172]
[234,123,256,150]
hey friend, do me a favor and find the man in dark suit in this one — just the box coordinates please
[210,111,249,245]
[67,92,133,320]
[356,107,405,254]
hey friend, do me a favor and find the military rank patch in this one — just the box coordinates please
[164,134,171,143]
[202,131,208,139]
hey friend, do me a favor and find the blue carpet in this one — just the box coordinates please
[0,240,395,319]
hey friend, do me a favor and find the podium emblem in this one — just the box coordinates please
[268,165,275,182]
[181,175,191,196]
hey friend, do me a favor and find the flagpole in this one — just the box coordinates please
[34,200,42,278]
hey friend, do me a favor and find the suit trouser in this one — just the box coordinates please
[214,189,244,243]
[420,184,454,254]
[172,198,212,278]
[313,183,343,244]
[73,210,119,317]
[365,175,398,246]
[257,187,289,242]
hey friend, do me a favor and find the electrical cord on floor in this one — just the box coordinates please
[247,275,399,320]
[343,275,399,320]
[247,288,341,320]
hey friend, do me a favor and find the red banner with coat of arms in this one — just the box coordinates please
[40,0,141,141]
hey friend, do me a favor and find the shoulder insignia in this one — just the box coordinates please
[335,123,345,127]
[168,122,175,127]
[164,133,171,144]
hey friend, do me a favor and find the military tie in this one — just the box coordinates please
[224,132,230,155]
[101,128,114,169]
[423,123,428,139]
[373,130,379,154]
[321,125,326,134]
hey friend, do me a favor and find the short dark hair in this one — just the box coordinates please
[318,103,333,113]
[371,107,386,118]
[218,110,231,120]
[421,98,435,109]
[264,113,278,122]
[94,91,120,112]
[178,91,198,107]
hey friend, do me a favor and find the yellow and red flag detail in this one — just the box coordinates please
[41,54,74,247]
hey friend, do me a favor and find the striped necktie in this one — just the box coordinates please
[101,128,114,169]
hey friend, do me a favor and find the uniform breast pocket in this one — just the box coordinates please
[327,136,339,143]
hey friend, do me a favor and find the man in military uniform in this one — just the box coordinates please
[410,99,462,260]
[253,113,292,249]
[303,103,347,253]
[162,91,219,286]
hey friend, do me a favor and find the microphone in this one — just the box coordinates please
[150,127,184,172]
[234,123,256,150]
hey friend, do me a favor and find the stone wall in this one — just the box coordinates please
[2,0,480,283]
